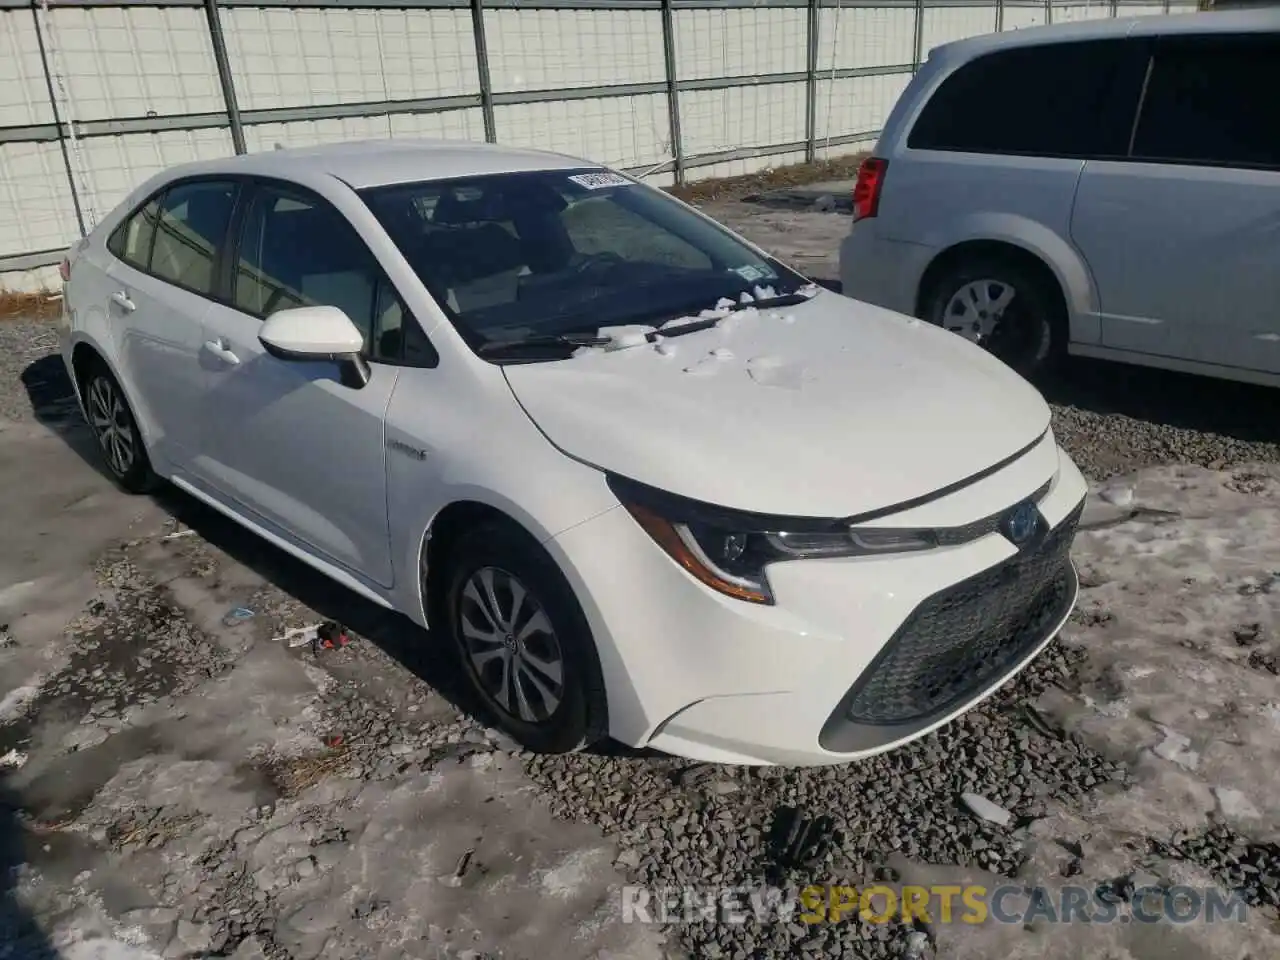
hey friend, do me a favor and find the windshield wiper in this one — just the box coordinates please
[654,290,814,336]
[476,332,611,358]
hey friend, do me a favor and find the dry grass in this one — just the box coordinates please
[0,150,867,322]
[0,289,61,323]
[263,741,352,799]
[666,151,869,204]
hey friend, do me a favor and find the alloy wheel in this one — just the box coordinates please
[458,566,566,724]
[87,375,135,477]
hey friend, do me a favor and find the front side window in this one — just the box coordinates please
[149,180,237,295]
[233,186,380,339]
[907,39,1148,159]
[1132,36,1280,169]
[359,168,804,353]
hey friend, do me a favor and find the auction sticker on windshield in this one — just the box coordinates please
[568,171,632,190]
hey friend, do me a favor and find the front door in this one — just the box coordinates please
[196,181,399,587]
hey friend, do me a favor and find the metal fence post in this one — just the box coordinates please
[470,0,497,143]
[204,0,245,154]
[912,0,924,71]
[30,0,85,238]
[1110,0,1120,17]
[805,0,819,163]
[1045,0,1053,25]
[995,0,1004,32]
[660,0,684,184]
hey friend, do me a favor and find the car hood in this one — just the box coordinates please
[502,291,1052,518]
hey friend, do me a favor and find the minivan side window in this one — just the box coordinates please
[149,181,238,296]
[907,39,1148,159]
[1131,36,1280,170]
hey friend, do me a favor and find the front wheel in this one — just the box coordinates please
[443,522,608,754]
[922,257,1065,380]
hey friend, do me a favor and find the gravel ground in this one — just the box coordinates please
[2,195,1280,960]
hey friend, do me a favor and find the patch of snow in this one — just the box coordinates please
[0,677,43,722]
[538,848,608,900]
[746,355,807,390]
[960,792,1012,827]
[1127,665,1156,679]
[1099,484,1135,507]
[1215,786,1260,819]
[1153,728,1199,770]
[0,748,28,768]
[752,284,778,300]
[710,348,734,360]
[739,291,755,304]
[654,342,677,358]
[597,324,656,352]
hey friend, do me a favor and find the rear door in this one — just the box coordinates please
[106,179,239,465]
[1072,33,1280,374]
[195,178,406,587]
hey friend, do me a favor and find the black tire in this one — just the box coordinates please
[81,360,160,494]
[922,255,1066,380]
[443,521,608,754]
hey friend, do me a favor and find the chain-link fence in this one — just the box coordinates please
[0,0,1200,290]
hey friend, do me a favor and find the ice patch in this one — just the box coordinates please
[0,678,43,722]
[1153,728,1199,770]
[1215,786,1260,819]
[1099,484,1135,508]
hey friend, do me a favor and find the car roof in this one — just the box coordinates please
[929,9,1280,63]
[150,138,594,191]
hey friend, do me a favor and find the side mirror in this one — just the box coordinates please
[258,305,371,388]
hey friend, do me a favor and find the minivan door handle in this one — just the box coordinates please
[203,339,240,366]
[110,290,136,312]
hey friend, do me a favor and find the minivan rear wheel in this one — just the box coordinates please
[923,256,1065,380]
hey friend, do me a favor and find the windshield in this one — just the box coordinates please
[359,168,808,356]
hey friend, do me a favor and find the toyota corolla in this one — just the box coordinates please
[59,139,1087,765]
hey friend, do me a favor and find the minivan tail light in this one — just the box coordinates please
[58,257,71,282]
[852,156,888,222]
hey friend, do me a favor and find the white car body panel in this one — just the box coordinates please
[63,138,1090,765]
[504,290,1051,518]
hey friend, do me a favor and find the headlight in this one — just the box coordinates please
[608,474,937,605]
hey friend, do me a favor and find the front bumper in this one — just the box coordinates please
[548,440,1089,766]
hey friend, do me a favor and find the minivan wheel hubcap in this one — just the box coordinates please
[459,567,565,724]
[88,377,134,476]
[943,279,1016,346]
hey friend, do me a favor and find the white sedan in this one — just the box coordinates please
[59,139,1088,766]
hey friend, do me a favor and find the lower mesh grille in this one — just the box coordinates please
[838,501,1083,727]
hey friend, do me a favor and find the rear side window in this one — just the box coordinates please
[907,39,1148,159]
[107,198,161,270]
[1132,35,1280,169]
[148,180,237,296]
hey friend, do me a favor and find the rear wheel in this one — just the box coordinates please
[82,362,159,494]
[443,522,607,754]
[923,256,1065,380]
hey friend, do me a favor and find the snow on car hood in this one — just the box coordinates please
[502,290,1052,518]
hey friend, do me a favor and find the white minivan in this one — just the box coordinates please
[839,11,1280,386]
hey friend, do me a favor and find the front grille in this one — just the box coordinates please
[832,500,1083,729]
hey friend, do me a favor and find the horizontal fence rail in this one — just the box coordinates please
[1,0,1197,287]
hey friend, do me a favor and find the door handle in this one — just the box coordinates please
[203,339,240,366]
[110,291,136,312]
